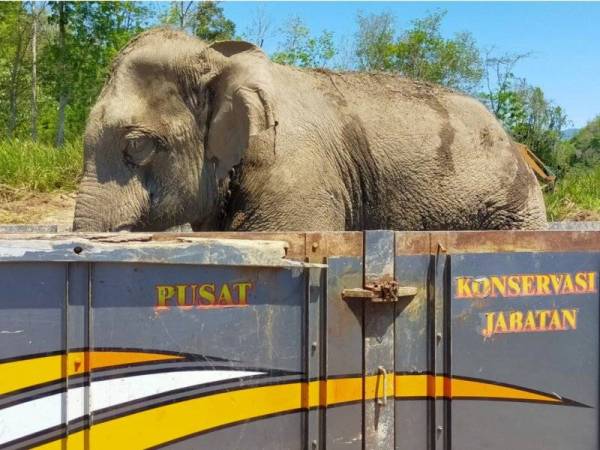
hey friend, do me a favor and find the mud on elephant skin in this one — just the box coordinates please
[73,27,547,232]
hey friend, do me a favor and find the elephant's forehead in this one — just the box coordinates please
[92,73,189,132]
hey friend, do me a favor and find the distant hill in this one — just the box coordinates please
[562,128,580,140]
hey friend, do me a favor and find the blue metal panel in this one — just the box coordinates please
[450,252,600,450]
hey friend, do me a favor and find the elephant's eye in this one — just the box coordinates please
[124,136,157,168]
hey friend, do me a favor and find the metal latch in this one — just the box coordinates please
[342,280,417,303]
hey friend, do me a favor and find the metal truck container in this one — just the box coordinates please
[0,230,598,449]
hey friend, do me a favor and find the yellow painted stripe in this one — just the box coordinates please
[34,374,562,449]
[395,374,560,403]
[0,351,183,396]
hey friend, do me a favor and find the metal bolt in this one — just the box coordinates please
[73,246,83,254]
[311,440,317,449]
[437,425,444,433]
[436,332,442,342]
[311,342,318,351]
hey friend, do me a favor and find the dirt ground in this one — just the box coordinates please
[0,184,597,231]
[0,185,75,231]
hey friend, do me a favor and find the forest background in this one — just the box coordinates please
[1,1,598,224]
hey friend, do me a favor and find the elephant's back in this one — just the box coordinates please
[316,71,546,230]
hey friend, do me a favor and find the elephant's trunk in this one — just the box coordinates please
[73,174,150,232]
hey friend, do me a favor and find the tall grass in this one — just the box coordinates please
[545,165,600,221]
[0,139,83,192]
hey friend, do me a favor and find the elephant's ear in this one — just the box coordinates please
[209,40,268,59]
[205,45,275,180]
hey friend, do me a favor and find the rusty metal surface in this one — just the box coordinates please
[395,231,600,255]
[0,231,364,262]
[2,230,599,262]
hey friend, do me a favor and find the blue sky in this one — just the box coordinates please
[214,1,600,128]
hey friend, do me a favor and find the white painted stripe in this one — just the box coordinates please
[0,369,263,445]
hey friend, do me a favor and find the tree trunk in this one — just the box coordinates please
[55,1,67,147]
[8,32,24,139]
[31,6,37,141]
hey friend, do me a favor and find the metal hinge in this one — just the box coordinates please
[342,280,418,303]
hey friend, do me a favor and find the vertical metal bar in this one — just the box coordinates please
[433,245,449,450]
[364,230,395,450]
[305,267,323,449]
[63,263,70,446]
[443,257,452,450]
[65,262,91,449]
[86,263,93,450]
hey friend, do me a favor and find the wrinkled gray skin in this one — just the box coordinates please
[73,28,547,232]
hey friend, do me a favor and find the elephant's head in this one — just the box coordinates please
[73,28,275,232]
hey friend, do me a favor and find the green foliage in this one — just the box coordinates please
[355,12,395,71]
[0,139,82,192]
[0,0,597,226]
[272,16,336,68]
[0,2,34,139]
[46,1,149,144]
[195,1,235,42]
[393,12,483,91]
[545,165,600,221]
[160,1,235,42]
[488,82,568,168]
[570,115,600,166]
[355,10,483,92]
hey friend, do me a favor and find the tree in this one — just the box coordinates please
[570,115,600,167]
[393,11,483,92]
[0,2,33,139]
[355,11,395,71]
[30,1,43,141]
[242,5,271,48]
[481,49,531,118]
[355,10,483,92]
[272,16,336,68]
[478,49,568,167]
[160,1,197,31]
[49,1,70,146]
[195,1,235,42]
[512,85,568,165]
[46,2,149,146]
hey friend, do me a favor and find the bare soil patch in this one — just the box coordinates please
[0,185,75,231]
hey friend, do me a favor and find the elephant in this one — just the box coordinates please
[73,28,547,232]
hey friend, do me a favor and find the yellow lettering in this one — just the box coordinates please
[549,274,564,295]
[233,282,252,305]
[562,275,575,294]
[562,309,577,330]
[198,283,216,305]
[536,275,551,296]
[522,275,534,296]
[588,272,597,293]
[473,278,491,298]
[509,311,523,332]
[508,276,521,297]
[483,312,495,337]
[490,276,507,297]
[536,310,551,331]
[218,283,232,304]
[523,310,537,331]
[456,277,472,298]
[575,273,588,293]
[156,285,175,307]
[175,285,187,306]
[548,310,564,330]
[494,312,508,334]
